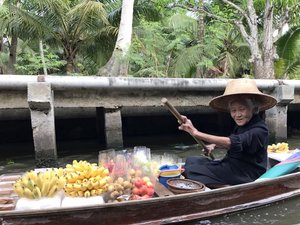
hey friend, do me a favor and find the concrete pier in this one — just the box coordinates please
[27,81,58,167]
[104,108,123,148]
[265,85,294,143]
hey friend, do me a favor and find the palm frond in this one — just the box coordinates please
[133,0,161,22]
[276,26,300,61]
[68,0,108,36]
[289,65,300,79]
[172,45,203,77]
[167,14,198,38]
[274,58,288,79]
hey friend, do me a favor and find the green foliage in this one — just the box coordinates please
[128,20,170,77]
[0,0,299,78]
[275,26,300,79]
[170,14,227,78]
[15,47,66,75]
[0,52,9,70]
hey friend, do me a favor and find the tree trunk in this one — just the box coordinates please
[253,58,264,79]
[222,0,277,79]
[66,59,75,74]
[7,33,17,74]
[63,45,77,74]
[39,40,48,75]
[98,0,134,76]
[261,0,275,79]
[0,36,4,74]
[195,0,205,78]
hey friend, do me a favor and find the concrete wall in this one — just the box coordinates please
[0,75,299,165]
[1,75,300,109]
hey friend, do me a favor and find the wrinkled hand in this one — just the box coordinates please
[203,144,216,156]
[178,115,198,136]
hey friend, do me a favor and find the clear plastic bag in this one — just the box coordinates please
[98,149,115,173]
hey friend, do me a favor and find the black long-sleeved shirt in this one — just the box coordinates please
[208,114,269,184]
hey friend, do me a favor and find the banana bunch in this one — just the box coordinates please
[13,168,65,199]
[267,142,289,153]
[63,160,111,198]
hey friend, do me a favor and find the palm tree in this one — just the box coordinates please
[98,0,134,76]
[0,0,109,74]
[41,0,108,74]
[275,26,300,79]
[164,13,225,78]
[0,0,47,74]
[98,0,161,76]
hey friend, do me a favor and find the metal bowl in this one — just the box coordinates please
[167,178,205,194]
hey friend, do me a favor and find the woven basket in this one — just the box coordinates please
[167,178,205,194]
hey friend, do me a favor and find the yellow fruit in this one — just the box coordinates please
[73,183,82,191]
[77,190,84,197]
[102,168,109,176]
[13,184,24,197]
[41,180,50,197]
[90,189,97,196]
[33,185,42,198]
[80,183,88,192]
[35,173,43,188]
[84,190,90,198]
[47,185,58,197]
[99,179,107,188]
[23,187,34,199]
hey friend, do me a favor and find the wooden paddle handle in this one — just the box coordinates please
[161,98,215,160]
[161,98,184,124]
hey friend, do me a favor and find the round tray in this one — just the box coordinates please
[167,178,205,194]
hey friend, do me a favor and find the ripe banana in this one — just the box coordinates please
[63,160,111,198]
[23,187,35,199]
[13,169,66,199]
[267,142,289,153]
[33,185,42,198]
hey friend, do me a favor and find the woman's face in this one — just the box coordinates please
[229,100,254,126]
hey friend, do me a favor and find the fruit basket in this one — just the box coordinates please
[167,178,205,194]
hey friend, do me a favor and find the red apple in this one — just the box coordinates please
[132,187,141,195]
[134,178,143,188]
[146,187,154,197]
[140,185,148,196]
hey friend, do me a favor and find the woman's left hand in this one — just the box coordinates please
[203,144,216,156]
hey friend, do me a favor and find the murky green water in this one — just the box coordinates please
[186,196,300,225]
[1,134,300,224]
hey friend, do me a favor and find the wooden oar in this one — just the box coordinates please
[161,98,215,160]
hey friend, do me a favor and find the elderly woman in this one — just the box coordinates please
[179,79,277,187]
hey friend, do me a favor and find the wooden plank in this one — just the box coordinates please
[154,181,174,197]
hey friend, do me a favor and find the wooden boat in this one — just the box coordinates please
[1,169,300,225]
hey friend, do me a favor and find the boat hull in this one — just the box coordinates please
[1,172,300,225]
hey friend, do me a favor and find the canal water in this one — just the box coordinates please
[1,133,300,225]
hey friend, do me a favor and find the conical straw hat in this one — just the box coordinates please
[209,79,277,112]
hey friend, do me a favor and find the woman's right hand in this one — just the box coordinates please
[178,115,197,136]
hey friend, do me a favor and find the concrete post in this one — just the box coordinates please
[104,108,123,149]
[265,85,294,143]
[28,81,58,168]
